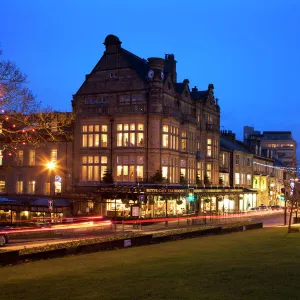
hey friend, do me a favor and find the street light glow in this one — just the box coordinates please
[47,162,56,170]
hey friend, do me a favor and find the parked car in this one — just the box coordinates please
[250,207,259,211]
[271,205,283,211]
[258,205,268,211]
[0,226,11,247]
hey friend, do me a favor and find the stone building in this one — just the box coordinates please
[71,34,221,217]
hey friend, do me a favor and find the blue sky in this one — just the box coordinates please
[1,0,299,144]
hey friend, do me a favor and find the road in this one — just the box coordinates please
[0,211,288,251]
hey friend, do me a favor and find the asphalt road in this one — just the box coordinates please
[0,211,288,251]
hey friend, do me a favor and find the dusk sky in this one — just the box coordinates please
[1,0,299,145]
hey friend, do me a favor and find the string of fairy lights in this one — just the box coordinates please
[0,82,33,157]
[253,161,297,172]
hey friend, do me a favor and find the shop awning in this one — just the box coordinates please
[30,198,71,207]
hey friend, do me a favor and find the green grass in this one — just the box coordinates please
[1,227,300,300]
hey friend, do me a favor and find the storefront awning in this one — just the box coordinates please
[30,198,71,207]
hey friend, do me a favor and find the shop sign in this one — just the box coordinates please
[131,205,140,217]
[145,188,185,194]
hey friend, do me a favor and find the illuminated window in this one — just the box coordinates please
[29,150,35,166]
[207,139,212,157]
[82,124,107,148]
[116,156,144,182]
[28,179,36,194]
[81,155,107,181]
[117,123,144,147]
[206,163,211,181]
[247,174,252,185]
[0,150,3,166]
[197,161,204,182]
[162,166,168,179]
[51,149,57,163]
[0,180,5,193]
[16,176,23,193]
[181,131,187,151]
[235,173,240,184]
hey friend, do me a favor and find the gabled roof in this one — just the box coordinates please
[190,90,209,101]
[120,48,149,82]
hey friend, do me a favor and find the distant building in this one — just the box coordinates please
[243,126,297,169]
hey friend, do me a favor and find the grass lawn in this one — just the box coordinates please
[1,227,300,300]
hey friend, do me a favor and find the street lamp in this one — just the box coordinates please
[47,162,56,222]
[47,162,56,196]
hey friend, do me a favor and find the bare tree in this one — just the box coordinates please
[0,48,73,153]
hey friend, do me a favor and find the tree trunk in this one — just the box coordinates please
[288,201,294,233]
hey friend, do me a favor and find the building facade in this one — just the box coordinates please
[71,34,221,217]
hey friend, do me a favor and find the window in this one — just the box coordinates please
[162,125,168,148]
[81,155,107,181]
[29,150,35,166]
[0,150,3,166]
[181,131,187,151]
[0,180,5,193]
[82,124,108,148]
[197,161,204,182]
[247,174,252,185]
[207,139,212,157]
[235,173,240,185]
[162,125,179,150]
[17,150,24,166]
[51,149,57,163]
[28,179,36,194]
[16,176,23,193]
[119,94,143,105]
[162,166,168,179]
[235,154,240,165]
[206,163,212,181]
[116,156,144,182]
[117,123,144,147]
[247,158,251,167]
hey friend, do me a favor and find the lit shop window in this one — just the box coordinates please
[81,155,107,181]
[117,123,144,147]
[82,125,108,148]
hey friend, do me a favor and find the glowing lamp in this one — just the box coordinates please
[47,162,56,170]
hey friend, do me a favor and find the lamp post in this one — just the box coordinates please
[47,162,56,222]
